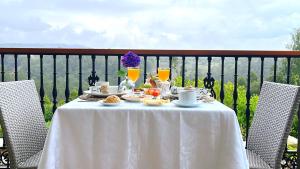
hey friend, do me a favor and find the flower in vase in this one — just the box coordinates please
[121,51,141,67]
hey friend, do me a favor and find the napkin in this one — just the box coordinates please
[200,93,215,103]
[79,94,102,101]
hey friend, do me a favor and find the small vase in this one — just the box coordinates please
[118,77,135,92]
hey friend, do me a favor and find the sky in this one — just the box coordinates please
[0,0,300,50]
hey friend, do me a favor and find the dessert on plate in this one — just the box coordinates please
[103,95,121,103]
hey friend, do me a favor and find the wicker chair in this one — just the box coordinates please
[246,81,300,169]
[0,80,47,169]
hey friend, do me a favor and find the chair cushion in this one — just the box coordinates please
[246,149,271,169]
[18,150,42,169]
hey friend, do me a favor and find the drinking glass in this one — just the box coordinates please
[158,68,170,82]
[127,67,140,88]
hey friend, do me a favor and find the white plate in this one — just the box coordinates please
[172,100,200,108]
[99,100,123,106]
[84,90,126,97]
[121,94,153,102]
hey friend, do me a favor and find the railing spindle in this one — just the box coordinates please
[27,54,31,80]
[52,55,57,113]
[88,55,99,86]
[1,54,4,82]
[260,57,264,88]
[195,56,199,87]
[40,55,45,114]
[65,55,70,103]
[144,56,147,83]
[78,55,83,96]
[105,55,108,81]
[233,57,238,114]
[169,56,172,80]
[245,57,252,147]
[14,54,18,81]
[273,57,277,82]
[118,55,121,84]
[220,56,225,103]
[287,57,291,84]
[182,56,185,87]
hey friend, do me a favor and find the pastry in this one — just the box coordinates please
[100,85,109,94]
[103,95,121,103]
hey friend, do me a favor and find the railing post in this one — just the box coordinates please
[105,55,108,82]
[204,56,216,98]
[14,54,18,81]
[156,56,160,73]
[88,55,99,86]
[273,57,277,82]
[182,56,185,87]
[143,56,147,83]
[169,56,172,80]
[220,56,225,103]
[65,54,70,103]
[27,54,31,80]
[39,55,45,114]
[287,57,291,84]
[195,56,199,87]
[233,56,238,114]
[118,55,121,84]
[78,55,83,96]
[245,57,252,147]
[1,54,4,82]
[52,55,57,113]
[260,57,264,89]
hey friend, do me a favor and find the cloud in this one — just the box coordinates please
[0,0,299,49]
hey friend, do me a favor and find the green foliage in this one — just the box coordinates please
[287,28,300,50]
[117,69,127,78]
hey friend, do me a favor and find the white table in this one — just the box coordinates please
[39,99,248,169]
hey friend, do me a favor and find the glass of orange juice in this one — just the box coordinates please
[127,67,140,88]
[158,67,170,82]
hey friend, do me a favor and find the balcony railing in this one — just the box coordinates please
[0,48,300,168]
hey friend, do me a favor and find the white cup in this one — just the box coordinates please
[89,86,98,93]
[96,81,109,87]
[178,90,197,105]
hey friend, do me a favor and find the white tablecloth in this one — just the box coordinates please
[39,99,248,169]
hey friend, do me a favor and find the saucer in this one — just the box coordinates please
[172,100,200,108]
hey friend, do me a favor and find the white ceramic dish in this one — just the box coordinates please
[84,86,126,97]
[172,100,200,108]
[121,94,153,102]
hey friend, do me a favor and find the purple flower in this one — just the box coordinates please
[121,51,141,67]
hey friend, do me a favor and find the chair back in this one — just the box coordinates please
[247,81,300,169]
[0,80,47,168]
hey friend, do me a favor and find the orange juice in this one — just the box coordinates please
[127,67,140,82]
[158,68,170,82]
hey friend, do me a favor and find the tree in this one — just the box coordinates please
[275,28,300,85]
